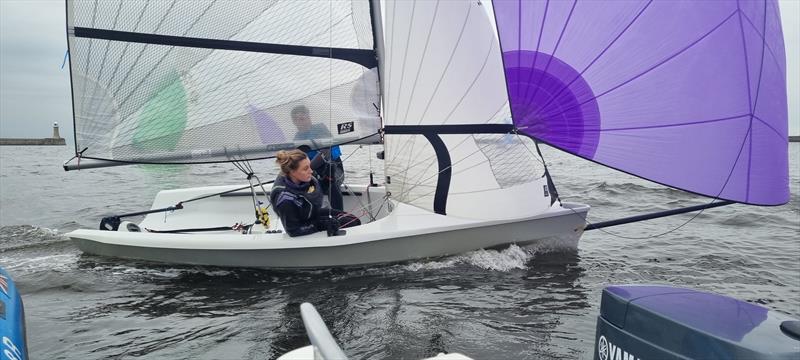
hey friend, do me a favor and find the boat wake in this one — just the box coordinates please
[402,244,536,272]
[1,253,78,273]
[0,225,70,251]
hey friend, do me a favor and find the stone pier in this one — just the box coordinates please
[0,122,66,146]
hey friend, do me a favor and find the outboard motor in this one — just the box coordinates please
[594,285,799,360]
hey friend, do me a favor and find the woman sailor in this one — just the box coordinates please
[270,149,359,237]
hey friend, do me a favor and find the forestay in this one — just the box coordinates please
[66,0,381,164]
[493,0,789,205]
[382,0,548,220]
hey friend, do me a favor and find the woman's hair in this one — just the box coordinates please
[275,149,308,174]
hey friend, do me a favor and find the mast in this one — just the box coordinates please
[369,0,386,106]
[64,0,79,157]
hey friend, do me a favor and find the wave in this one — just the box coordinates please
[0,225,71,251]
[189,170,233,177]
[719,212,798,227]
[1,253,78,275]
[401,244,539,272]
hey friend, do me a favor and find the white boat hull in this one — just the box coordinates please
[68,183,589,268]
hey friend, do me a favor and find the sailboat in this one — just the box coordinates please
[62,0,789,269]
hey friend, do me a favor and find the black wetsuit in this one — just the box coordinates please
[270,174,360,237]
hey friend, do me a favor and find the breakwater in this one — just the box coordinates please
[1,123,66,145]
[0,137,66,146]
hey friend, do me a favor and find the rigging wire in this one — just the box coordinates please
[228,152,272,229]
[515,131,560,204]
[341,193,391,227]
[337,146,379,222]
[514,132,548,168]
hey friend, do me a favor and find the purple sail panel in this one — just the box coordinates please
[492,0,789,205]
[247,105,286,145]
[504,51,601,157]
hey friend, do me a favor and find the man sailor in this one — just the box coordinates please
[290,105,345,211]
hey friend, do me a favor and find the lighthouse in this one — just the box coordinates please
[53,122,61,139]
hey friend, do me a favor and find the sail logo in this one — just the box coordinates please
[598,336,640,360]
[337,121,354,134]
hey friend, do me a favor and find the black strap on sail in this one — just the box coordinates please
[382,124,515,215]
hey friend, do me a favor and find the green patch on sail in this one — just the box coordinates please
[133,76,188,151]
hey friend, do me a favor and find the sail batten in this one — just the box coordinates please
[493,0,789,206]
[71,27,378,68]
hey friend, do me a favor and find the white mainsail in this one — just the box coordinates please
[66,0,380,163]
[382,0,548,220]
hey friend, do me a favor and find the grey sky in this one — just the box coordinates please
[0,0,72,140]
[0,0,798,142]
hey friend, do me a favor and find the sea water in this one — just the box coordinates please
[0,144,798,359]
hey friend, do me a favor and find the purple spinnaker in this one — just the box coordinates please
[493,0,788,205]
[247,105,286,145]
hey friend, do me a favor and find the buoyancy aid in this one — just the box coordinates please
[270,174,325,236]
